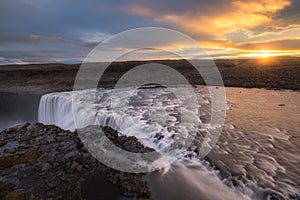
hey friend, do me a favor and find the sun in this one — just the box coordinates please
[255,50,277,64]
[256,50,277,58]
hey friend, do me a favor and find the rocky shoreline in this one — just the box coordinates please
[0,123,153,200]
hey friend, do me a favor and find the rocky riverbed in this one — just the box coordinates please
[0,123,153,199]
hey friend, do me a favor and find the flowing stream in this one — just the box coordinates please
[38,86,300,199]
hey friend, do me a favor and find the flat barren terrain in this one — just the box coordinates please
[0,57,299,94]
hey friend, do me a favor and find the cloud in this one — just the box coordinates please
[123,0,300,57]
[224,26,300,43]
[0,35,63,44]
[0,0,299,63]
[124,0,291,35]
[237,39,300,50]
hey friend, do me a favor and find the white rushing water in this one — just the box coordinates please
[38,86,207,151]
[38,86,300,199]
[38,85,226,166]
[39,92,74,131]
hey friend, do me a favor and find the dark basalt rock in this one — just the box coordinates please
[102,126,155,153]
[138,83,167,89]
[0,123,153,199]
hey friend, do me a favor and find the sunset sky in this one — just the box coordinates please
[0,0,300,64]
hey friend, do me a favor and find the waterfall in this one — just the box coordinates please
[37,86,254,199]
[37,87,201,142]
[37,86,215,156]
[38,92,75,131]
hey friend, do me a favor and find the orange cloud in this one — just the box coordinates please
[126,0,291,35]
[232,0,290,14]
[123,0,299,58]
[236,39,300,50]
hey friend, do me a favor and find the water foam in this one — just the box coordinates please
[39,86,204,150]
[38,86,253,199]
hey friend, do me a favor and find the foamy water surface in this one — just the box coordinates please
[38,86,300,199]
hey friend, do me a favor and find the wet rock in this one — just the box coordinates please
[47,156,56,166]
[0,182,16,199]
[0,140,8,147]
[154,133,164,140]
[107,172,151,198]
[29,194,35,200]
[62,151,78,160]
[0,123,153,199]
[41,163,51,172]
[0,151,41,168]
[102,126,155,153]
[4,148,17,154]
[3,191,25,200]
[70,161,82,173]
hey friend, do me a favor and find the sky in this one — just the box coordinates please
[0,0,300,64]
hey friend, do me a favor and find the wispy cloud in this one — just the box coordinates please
[0,0,299,64]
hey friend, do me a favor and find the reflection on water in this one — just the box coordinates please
[0,92,40,131]
[147,87,300,200]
